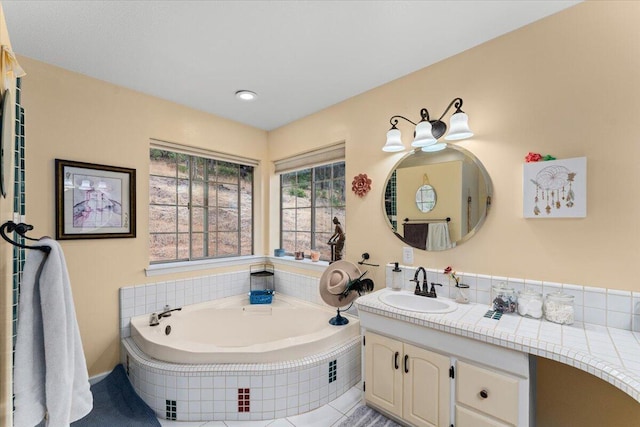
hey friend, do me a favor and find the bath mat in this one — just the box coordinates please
[71,364,160,427]
[338,405,402,427]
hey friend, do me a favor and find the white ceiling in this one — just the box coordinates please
[2,1,579,131]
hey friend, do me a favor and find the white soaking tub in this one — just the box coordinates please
[124,292,362,421]
[130,293,360,364]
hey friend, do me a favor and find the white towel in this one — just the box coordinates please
[14,238,92,427]
[426,222,455,251]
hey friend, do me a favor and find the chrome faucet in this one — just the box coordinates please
[149,306,182,326]
[411,267,442,298]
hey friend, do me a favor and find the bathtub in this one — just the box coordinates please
[123,292,362,421]
[130,293,360,364]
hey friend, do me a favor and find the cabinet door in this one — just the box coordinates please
[403,343,451,427]
[456,405,511,427]
[365,332,403,418]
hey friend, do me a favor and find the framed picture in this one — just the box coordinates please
[523,156,587,218]
[55,159,136,239]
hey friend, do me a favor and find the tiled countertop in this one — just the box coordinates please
[356,289,640,403]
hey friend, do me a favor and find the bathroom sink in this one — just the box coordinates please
[379,291,457,314]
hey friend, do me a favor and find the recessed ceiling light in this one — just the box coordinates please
[235,90,257,101]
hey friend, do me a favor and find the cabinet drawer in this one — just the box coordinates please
[456,360,519,425]
[455,405,511,427]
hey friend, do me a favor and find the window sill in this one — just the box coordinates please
[268,256,329,272]
[145,255,331,277]
[145,255,266,277]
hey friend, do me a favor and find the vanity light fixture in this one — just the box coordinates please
[421,142,447,153]
[382,97,473,152]
[235,90,257,102]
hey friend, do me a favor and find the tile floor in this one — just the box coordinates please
[158,385,364,427]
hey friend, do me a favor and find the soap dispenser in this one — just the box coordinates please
[391,262,402,291]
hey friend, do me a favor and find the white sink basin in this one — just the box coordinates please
[379,291,457,314]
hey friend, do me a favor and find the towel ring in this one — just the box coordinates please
[0,221,51,253]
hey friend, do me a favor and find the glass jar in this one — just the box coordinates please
[491,284,517,313]
[544,292,575,325]
[517,289,543,319]
[455,284,470,304]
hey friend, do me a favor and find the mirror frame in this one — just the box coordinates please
[382,145,493,250]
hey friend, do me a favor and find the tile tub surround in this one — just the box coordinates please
[122,336,361,422]
[385,264,638,331]
[120,269,326,339]
[119,268,361,422]
[357,288,640,403]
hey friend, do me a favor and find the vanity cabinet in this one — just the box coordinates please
[364,331,450,427]
[359,300,535,427]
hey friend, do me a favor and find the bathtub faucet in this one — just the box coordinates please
[149,307,182,326]
[159,307,182,318]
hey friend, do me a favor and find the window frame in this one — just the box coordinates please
[149,147,255,264]
[279,160,346,260]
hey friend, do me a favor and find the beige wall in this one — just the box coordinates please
[3,0,639,423]
[17,56,269,375]
[268,1,640,422]
[269,0,640,291]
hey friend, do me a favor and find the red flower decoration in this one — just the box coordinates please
[352,173,372,197]
[444,266,460,285]
[525,152,543,163]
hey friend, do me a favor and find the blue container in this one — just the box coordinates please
[274,248,285,257]
[250,290,274,304]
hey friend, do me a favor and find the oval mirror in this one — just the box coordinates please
[383,145,492,251]
[416,184,436,213]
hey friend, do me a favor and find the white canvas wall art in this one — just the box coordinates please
[523,157,586,218]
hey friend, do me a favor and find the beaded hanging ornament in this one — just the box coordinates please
[530,165,576,216]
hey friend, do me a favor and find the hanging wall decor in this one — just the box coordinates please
[352,173,372,197]
[523,157,586,218]
[55,159,136,239]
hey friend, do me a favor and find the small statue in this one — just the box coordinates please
[328,216,345,262]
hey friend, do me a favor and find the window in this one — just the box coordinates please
[280,161,345,260]
[149,148,253,263]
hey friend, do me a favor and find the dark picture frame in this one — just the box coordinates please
[55,159,136,239]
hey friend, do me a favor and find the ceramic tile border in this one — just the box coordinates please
[357,288,640,403]
[122,336,361,421]
[385,264,638,332]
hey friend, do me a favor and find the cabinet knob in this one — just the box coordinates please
[479,389,489,399]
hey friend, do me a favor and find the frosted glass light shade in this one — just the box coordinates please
[445,112,473,141]
[383,128,405,152]
[411,121,438,147]
[421,142,447,152]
